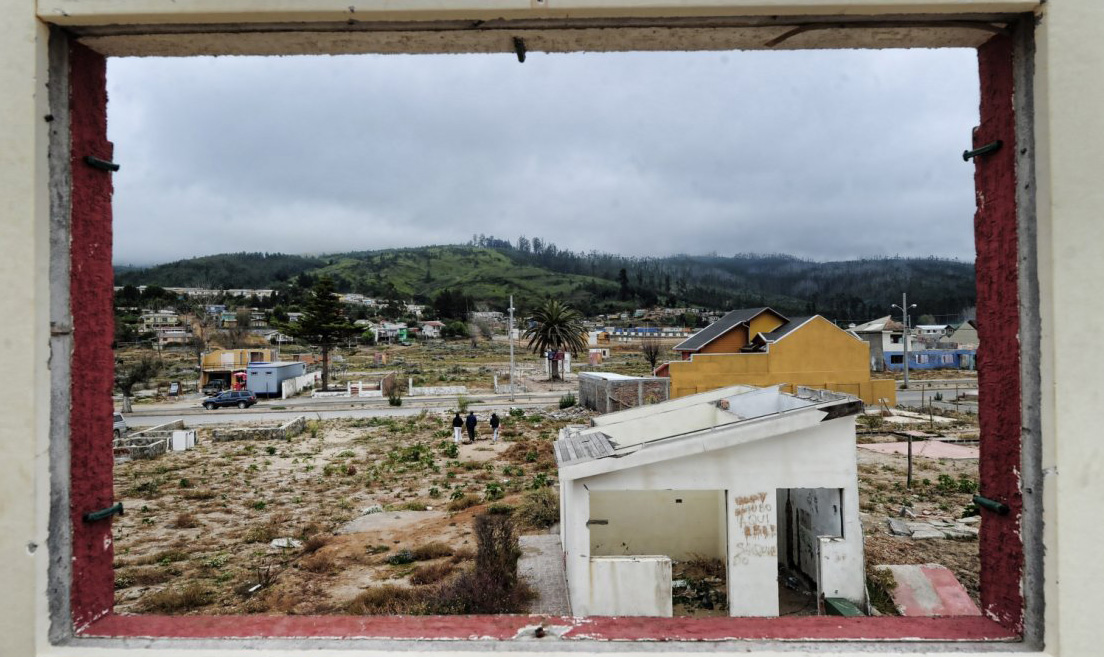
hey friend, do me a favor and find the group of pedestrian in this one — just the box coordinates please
[451,410,500,444]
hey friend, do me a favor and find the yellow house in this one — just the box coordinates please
[661,308,895,405]
[200,348,276,387]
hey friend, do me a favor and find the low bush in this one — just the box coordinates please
[447,494,480,512]
[411,542,453,561]
[300,552,336,574]
[243,523,279,544]
[171,512,199,529]
[386,549,416,566]
[559,392,577,409]
[346,584,429,615]
[409,561,455,586]
[516,487,559,529]
[302,534,331,554]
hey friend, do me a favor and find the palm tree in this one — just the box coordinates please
[523,299,587,381]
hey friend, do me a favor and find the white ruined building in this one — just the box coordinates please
[555,385,866,617]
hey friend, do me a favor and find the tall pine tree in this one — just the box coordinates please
[283,276,357,391]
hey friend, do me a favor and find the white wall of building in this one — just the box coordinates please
[587,556,673,617]
[589,490,725,560]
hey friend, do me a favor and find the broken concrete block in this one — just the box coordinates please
[270,537,303,549]
[959,515,981,525]
[899,506,917,519]
[362,505,383,515]
[886,518,912,536]
[943,526,979,540]
[910,529,946,540]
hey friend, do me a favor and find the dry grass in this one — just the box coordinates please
[410,542,453,561]
[300,552,337,574]
[302,534,331,554]
[346,585,431,615]
[113,407,581,615]
[171,512,200,529]
[446,494,481,512]
[409,561,456,585]
[140,582,212,613]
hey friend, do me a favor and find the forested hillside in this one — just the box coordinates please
[113,240,975,324]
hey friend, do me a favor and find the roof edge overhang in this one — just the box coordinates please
[560,395,857,481]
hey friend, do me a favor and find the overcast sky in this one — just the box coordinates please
[107,48,979,267]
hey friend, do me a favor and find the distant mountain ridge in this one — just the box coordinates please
[113,245,975,323]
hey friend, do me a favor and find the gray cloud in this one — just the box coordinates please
[107,48,978,265]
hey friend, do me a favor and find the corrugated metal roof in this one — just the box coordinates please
[673,307,781,353]
[555,430,616,466]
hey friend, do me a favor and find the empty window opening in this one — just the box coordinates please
[588,490,727,617]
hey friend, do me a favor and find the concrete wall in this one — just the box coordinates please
[668,317,896,404]
[578,374,670,414]
[589,490,724,560]
[1,0,1101,652]
[210,416,307,442]
[587,556,673,617]
[280,371,319,399]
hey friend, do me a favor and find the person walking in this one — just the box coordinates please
[489,412,501,443]
[465,411,478,443]
[451,412,463,444]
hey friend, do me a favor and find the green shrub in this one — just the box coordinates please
[386,549,415,565]
[559,393,576,409]
[516,487,559,529]
[483,482,505,501]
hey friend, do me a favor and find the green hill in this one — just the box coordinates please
[113,244,975,323]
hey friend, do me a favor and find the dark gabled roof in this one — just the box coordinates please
[758,316,814,343]
[674,307,783,353]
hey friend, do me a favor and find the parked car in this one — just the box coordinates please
[112,412,127,439]
[202,380,225,396]
[202,390,258,410]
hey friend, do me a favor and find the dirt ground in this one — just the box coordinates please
[856,435,981,606]
[112,408,585,615]
[114,403,981,617]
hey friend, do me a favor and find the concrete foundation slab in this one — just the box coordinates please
[857,440,979,459]
[878,564,981,617]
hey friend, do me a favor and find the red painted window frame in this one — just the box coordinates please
[65,30,1028,643]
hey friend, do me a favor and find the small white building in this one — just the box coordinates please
[555,385,866,618]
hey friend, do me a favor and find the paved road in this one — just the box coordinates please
[124,394,562,427]
[896,387,978,413]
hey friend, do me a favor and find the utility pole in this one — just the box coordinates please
[508,295,516,402]
[892,293,917,488]
[892,293,917,389]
